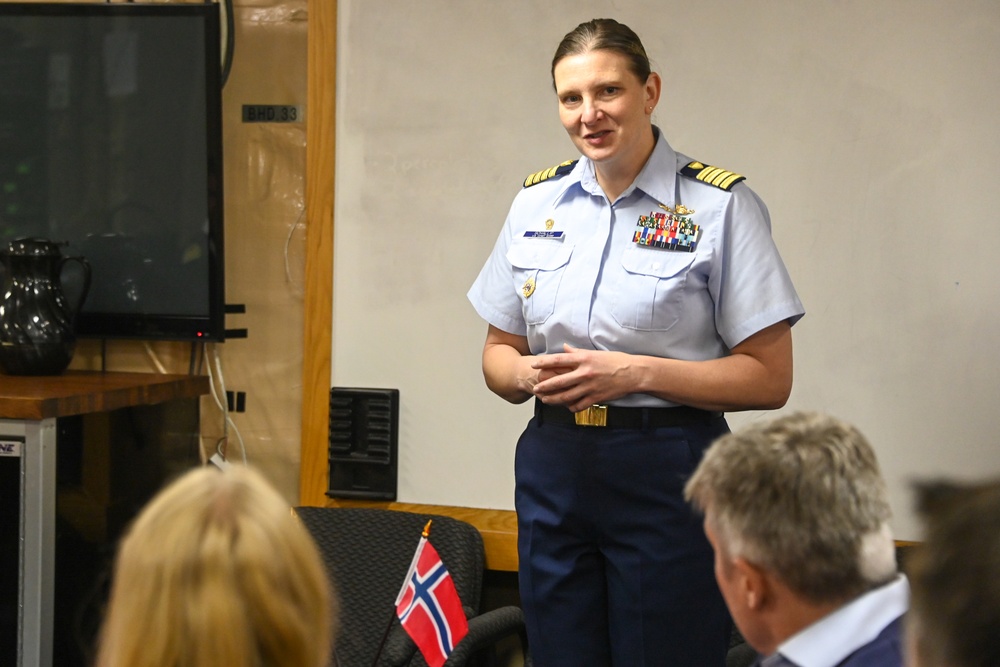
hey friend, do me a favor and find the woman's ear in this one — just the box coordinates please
[645,72,662,110]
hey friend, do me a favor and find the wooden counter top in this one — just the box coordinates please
[0,370,210,420]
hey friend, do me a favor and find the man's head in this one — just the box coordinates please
[685,411,897,651]
[907,478,1000,667]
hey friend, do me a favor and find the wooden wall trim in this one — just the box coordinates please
[300,0,337,505]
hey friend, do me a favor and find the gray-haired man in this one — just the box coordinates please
[685,411,907,667]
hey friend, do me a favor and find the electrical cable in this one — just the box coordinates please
[143,341,168,375]
[218,0,235,87]
[208,348,237,461]
[206,342,248,464]
[283,205,307,297]
[188,341,204,376]
[205,344,230,459]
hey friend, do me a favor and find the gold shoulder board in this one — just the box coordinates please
[680,161,745,191]
[523,160,578,188]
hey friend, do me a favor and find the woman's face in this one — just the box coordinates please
[553,49,660,176]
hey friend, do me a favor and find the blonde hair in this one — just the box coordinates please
[96,466,335,667]
[685,411,896,604]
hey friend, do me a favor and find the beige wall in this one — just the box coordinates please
[321,0,1000,538]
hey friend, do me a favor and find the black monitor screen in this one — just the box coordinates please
[0,3,225,341]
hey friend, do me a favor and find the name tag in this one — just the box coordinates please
[523,231,564,239]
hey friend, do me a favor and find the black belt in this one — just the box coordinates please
[534,399,721,429]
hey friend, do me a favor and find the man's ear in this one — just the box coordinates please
[732,557,769,610]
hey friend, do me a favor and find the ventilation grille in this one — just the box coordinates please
[327,387,399,500]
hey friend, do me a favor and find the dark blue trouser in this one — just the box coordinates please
[514,413,732,667]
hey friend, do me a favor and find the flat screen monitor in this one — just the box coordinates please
[0,2,225,341]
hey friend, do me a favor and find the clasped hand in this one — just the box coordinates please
[531,344,636,413]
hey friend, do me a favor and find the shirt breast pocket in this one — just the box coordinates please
[612,248,696,332]
[506,241,573,326]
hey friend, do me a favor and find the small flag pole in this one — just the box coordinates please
[371,521,434,667]
[370,609,396,667]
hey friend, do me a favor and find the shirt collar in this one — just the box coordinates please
[632,127,677,206]
[550,126,678,207]
[774,575,909,667]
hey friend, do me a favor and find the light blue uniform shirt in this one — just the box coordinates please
[468,129,805,407]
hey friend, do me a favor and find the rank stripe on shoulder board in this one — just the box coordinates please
[680,161,745,191]
[523,160,578,188]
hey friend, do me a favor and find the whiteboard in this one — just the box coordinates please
[332,0,1000,539]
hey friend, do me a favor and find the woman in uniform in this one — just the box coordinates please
[468,18,804,666]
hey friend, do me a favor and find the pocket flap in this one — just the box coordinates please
[620,246,695,278]
[506,241,573,271]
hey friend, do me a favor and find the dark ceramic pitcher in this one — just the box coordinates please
[0,238,91,375]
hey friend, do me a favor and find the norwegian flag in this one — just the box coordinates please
[394,522,469,667]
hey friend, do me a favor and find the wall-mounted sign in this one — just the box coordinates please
[242,105,303,123]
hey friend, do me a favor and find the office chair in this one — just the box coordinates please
[293,506,531,667]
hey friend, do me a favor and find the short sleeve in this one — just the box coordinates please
[711,184,804,348]
[467,206,528,336]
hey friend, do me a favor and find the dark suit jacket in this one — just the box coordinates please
[837,615,904,667]
[749,614,905,667]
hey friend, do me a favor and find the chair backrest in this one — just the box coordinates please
[294,506,485,667]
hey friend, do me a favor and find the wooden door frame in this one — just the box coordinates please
[300,0,336,505]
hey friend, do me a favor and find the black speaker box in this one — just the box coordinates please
[327,387,399,501]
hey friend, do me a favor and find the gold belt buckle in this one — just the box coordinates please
[574,404,608,427]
